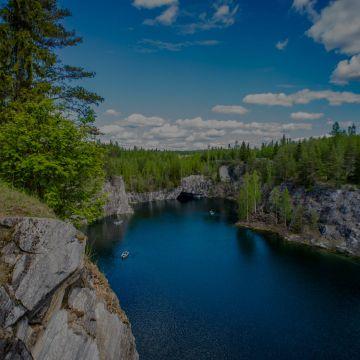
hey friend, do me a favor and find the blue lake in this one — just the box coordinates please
[87,199,360,360]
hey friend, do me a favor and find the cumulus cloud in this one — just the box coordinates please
[138,39,220,52]
[133,0,177,9]
[243,89,360,106]
[99,125,138,140]
[104,109,120,116]
[290,112,324,120]
[144,123,188,139]
[294,0,360,85]
[125,113,166,127]
[99,111,315,150]
[276,39,289,51]
[186,129,226,142]
[307,0,360,56]
[176,117,245,129]
[212,105,249,115]
[331,54,360,85]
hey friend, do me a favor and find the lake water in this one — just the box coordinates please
[87,199,360,360]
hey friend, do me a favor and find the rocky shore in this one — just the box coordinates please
[0,217,138,360]
[237,185,360,257]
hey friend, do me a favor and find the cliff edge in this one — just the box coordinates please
[0,217,138,360]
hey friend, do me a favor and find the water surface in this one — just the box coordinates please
[87,199,360,360]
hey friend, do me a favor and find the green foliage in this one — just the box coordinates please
[0,0,103,118]
[237,171,261,221]
[280,188,293,226]
[269,186,293,227]
[290,205,305,233]
[0,100,105,222]
[103,143,219,192]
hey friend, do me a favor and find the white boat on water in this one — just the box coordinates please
[114,220,123,226]
[121,251,129,260]
[209,210,215,216]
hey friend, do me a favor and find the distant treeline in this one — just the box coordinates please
[103,144,217,192]
[104,124,360,193]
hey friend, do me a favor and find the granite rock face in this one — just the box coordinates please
[0,217,138,360]
[103,176,133,216]
[291,186,360,256]
[128,187,181,204]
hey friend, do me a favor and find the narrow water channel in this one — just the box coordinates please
[87,199,360,360]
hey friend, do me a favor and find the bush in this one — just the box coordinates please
[0,100,105,222]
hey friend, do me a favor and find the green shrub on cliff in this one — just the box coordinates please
[0,100,105,222]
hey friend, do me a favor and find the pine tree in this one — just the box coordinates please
[0,0,103,118]
[280,188,292,227]
[348,123,356,136]
[269,186,281,224]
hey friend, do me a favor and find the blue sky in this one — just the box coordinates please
[60,0,360,149]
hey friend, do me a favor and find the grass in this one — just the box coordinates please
[0,180,56,218]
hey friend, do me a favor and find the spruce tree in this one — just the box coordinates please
[0,0,103,119]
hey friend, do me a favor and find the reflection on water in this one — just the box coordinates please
[87,199,360,360]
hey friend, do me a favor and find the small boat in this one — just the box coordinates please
[121,251,129,260]
[114,220,123,226]
[209,210,215,216]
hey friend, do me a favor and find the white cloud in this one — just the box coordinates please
[99,125,138,140]
[295,0,360,85]
[331,54,360,85]
[290,112,324,120]
[181,1,239,34]
[307,0,360,56]
[186,129,226,142]
[175,117,314,134]
[243,89,360,106]
[99,110,316,150]
[133,0,177,9]
[144,4,178,25]
[144,123,188,139]
[212,105,249,115]
[105,109,120,116]
[125,113,166,127]
[138,39,220,52]
[292,0,318,20]
[276,39,289,51]
[99,124,123,134]
[176,117,245,129]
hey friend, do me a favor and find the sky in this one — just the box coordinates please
[59,0,360,149]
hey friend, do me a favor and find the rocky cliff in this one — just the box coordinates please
[105,175,217,213]
[0,217,138,360]
[238,185,360,257]
[291,185,360,256]
[103,177,133,216]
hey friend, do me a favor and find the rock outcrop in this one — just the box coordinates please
[128,188,181,204]
[129,175,215,204]
[239,185,360,257]
[0,217,138,360]
[292,186,360,256]
[103,176,133,216]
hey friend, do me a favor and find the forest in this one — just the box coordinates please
[104,124,360,192]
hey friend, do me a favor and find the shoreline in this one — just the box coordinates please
[236,220,360,260]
